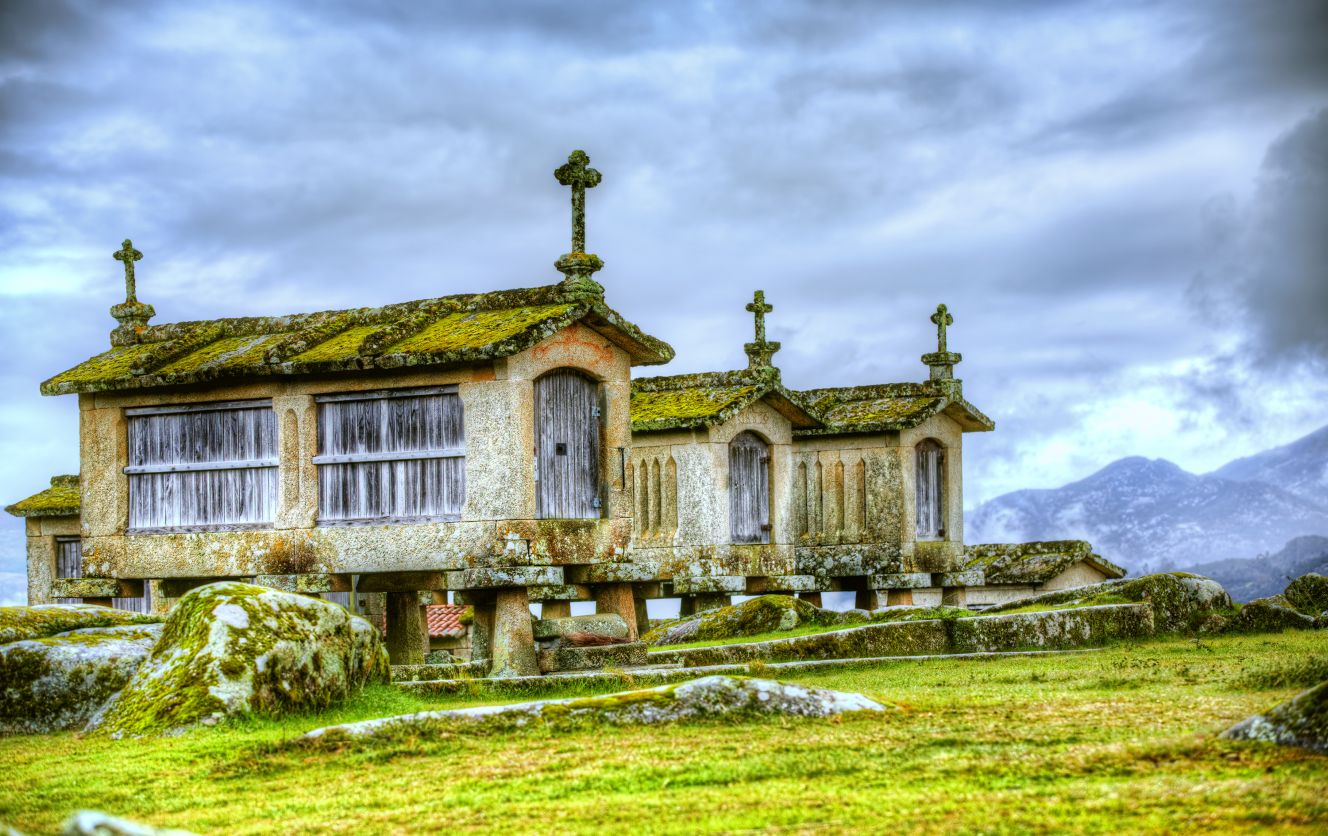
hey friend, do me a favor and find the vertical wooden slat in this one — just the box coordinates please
[729,432,770,545]
[916,439,943,538]
[535,370,600,519]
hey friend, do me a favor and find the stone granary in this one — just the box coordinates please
[7,150,1002,674]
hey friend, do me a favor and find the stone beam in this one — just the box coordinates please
[50,577,143,598]
[356,572,448,593]
[447,566,564,589]
[253,573,352,595]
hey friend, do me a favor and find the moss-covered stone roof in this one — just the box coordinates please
[630,369,822,433]
[42,283,674,396]
[5,475,80,518]
[795,382,995,436]
[964,541,1125,585]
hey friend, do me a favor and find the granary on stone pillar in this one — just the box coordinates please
[628,291,825,615]
[792,304,995,608]
[22,151,674,673]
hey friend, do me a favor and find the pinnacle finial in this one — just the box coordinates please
[922,303,961,382]
[743,289,781,370]
[113,239,143,303]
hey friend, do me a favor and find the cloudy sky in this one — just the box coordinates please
[1,0,1326,598]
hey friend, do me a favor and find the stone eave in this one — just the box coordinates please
[5,475,80,519]
[630,369,822,433]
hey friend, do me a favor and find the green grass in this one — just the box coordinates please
[2,631,1326,834]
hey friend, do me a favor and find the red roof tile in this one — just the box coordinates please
[426,604,468,638]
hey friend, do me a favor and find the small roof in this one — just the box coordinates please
[426,604,468,639]
[630,369,822,433]
[42,283,674,396]
[5,475,80,518]
[796,382,995,436]
[965,540,1125,585]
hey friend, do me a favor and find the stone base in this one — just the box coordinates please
[490,587,539,678]
[537,641,648,674]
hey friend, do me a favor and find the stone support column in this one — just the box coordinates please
[470,601,494,667]
[541,600,571,619]
[594,582,639,641]
[693,593,731,613]
[679,596,697,618]
[886,589,915,606]
[385,591,425,665]
[490,587,539,678]
[798,591,823,608]
[854,587,880,611]
[632,590,651,638]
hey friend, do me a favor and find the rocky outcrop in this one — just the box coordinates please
[1229,596,1317,633]
[302,675,886,741]
[92,581,389,737]
[643,595,838,646]
[985,572,1232,633]
[1223,679,1328,753]
[1284,573,1328,618]
[0,604,161,645]
[0,624,162,735]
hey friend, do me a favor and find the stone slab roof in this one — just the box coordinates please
[964,540,1126,585]
[630,369,823,433]
[796,382,995,436]
[5,475,80,518]
[42,283,674,396]
[425,604,468,639]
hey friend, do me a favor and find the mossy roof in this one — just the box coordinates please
[5,475,80,518]
[795,382,995,436]
[964,540,1125,585]
[630,369,823,433]
[42,284,674,396]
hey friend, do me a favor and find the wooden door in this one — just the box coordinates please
[916,439,945,538]
[729,431,770,544]
[535,370,601,519]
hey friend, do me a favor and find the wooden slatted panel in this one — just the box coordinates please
[535,370,600,519]
[317,392,464,524]
[729,431,770,544]
[113,584,151,613]
[127,404,277,530]
[916,439,944,538]
[55,537,81,604]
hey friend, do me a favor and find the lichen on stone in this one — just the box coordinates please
[963,541,1124,585]
[5,474,81,518]
[630,368,820,432]
[0,603,161,645]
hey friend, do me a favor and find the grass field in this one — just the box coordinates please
[2,631,1325,834]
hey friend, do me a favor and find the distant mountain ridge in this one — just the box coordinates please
[968,424,1328,575]
[1188,535,1328,603]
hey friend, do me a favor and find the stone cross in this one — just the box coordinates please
[930,303,953,354]
[747,290,773,343]
[113,239,143,303]
[554,150,602,253]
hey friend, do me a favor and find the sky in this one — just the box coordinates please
[1,0,1326,598]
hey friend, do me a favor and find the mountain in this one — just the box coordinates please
[1187,535,1328,603]
[1211,424,1328,503]
[967,431,1328,573]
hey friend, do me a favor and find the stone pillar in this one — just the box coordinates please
[385,591,426,665]
[470,600,494,666]
[941,586,967,608]
[633,591,652,639]
[886,589,914,606]
[541,600,571,619]
[854,588,880,611]
[798,591,823,608]
[490,587,539,678]
[693,593,731,613]
[679,596,696,617]
[594,583,639,641]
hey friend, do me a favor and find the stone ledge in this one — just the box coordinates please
[254,573,347,594]
[447,566,564,589]
[748,575,825,593]
[565,563,659,584]
[533,613,629,641]
[869,572,932,590]
[672,575,746,595]
[526,584,593,601]
[937,570,984,588]
[50,577,142,598]
[537,641,648,673]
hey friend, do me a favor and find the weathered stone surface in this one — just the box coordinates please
[1,624,162,735]
[1284,573,1328,617]
[48,577,122,599]
[594,583,640,641]
[986,572,1232,633]
[524,584,592,601]
[304,675,885,741]
[644,595,837,647]
[59,809,198,835]
[653,618,951,667]
[91,581,389,737]
[253,573,339,594]
[749,575,824,593]
[869,572,931,590]
[532,613,629,641]
[672,575,746,595]
[489,587,538,678]
[537,640,648,673]
[948,604,1154,653]
[447,566,564,589]
[385,591,426,665]
[0,604,161,645]
[565,563,657,584]
[936,570,983,588]
[1223,679,1328,753]
[391,659,489,682]
[1230,597,1317,632]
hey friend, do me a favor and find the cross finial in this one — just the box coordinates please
[554,150,602,254]
[113,239,143,303]
[930,303,953,354]
[746,290,774,343]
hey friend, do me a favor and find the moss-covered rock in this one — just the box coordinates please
[0,604,162,645]
[532,613,629,642]
[1284,573,1328,617]
[91,581,389,737]
[303,675,886,742]
[537,641,648,673]
[1229,597,1317,633]
[986,572,1231,633]
[643,595,838,647]
[1,624,162,735]
[1223,679,1328,753]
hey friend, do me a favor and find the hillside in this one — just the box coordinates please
[967,424,1328,573]
[1188,534,1328,603]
